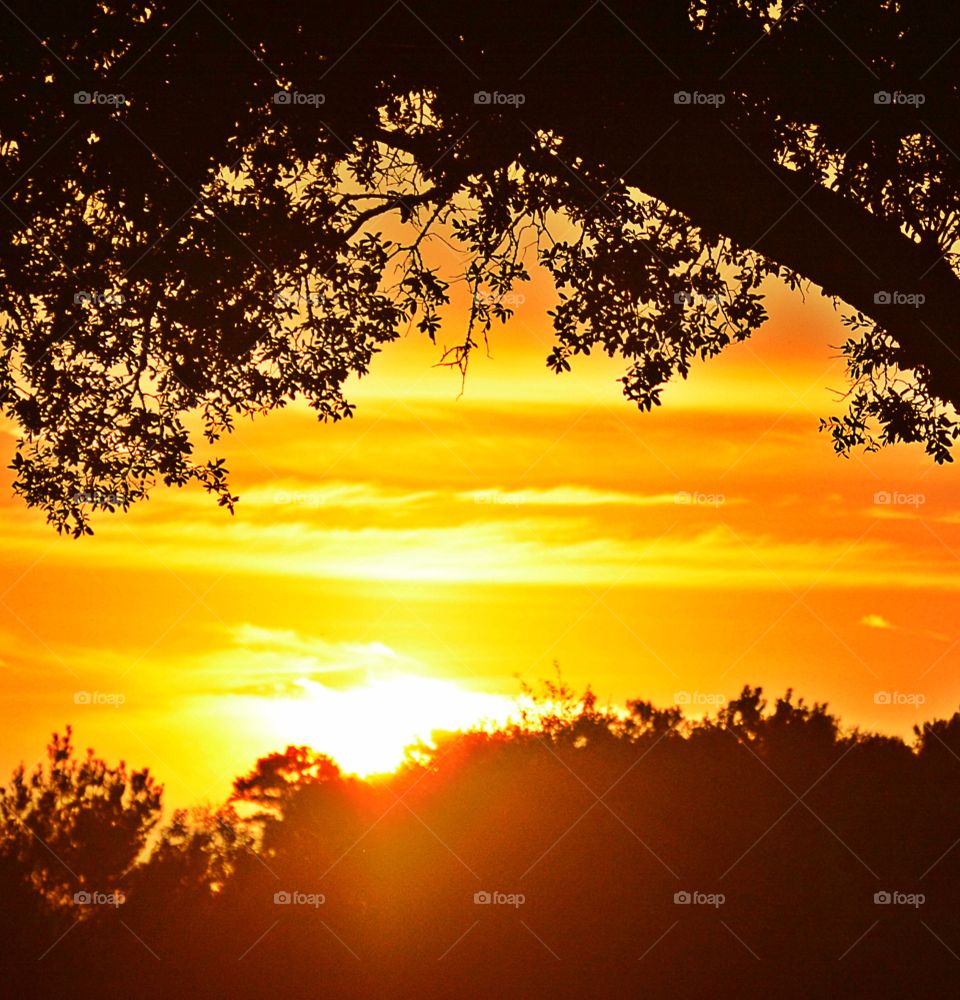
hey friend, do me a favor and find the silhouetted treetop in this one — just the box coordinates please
[0,727,161,907]
[4,689,960,997]
[3,1,960,532]
[231,745,343,814]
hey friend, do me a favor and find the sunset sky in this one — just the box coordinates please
[1,274,958,809]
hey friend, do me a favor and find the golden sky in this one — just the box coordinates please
[1,277,958,808]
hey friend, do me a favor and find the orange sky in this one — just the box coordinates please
[1,276,958,808]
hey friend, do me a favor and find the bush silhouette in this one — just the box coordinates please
[3,685,960,998]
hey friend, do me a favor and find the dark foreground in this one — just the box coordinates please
[2,686,959,998]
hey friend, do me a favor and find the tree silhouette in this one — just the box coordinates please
[3,689,960,997]
[0,726,161,908]
[3,1,960,534]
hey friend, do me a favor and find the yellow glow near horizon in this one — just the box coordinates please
[252,673,516,777]
[0,270,958,812]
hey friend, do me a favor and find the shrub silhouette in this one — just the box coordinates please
[3,686,960,998]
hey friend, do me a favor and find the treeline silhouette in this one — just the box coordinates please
[2,684,960,998]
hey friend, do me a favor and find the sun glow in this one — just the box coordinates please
[256,673,516,777]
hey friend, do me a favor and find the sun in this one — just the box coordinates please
[257,673,516,777]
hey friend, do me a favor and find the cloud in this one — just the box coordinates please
[172,624,518,776]
[240,481,436,511]
[858,613,949,643]
[1,495,959,592]
[860,614,895,630]
[200,625,419,697]
[457,486,697,508]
